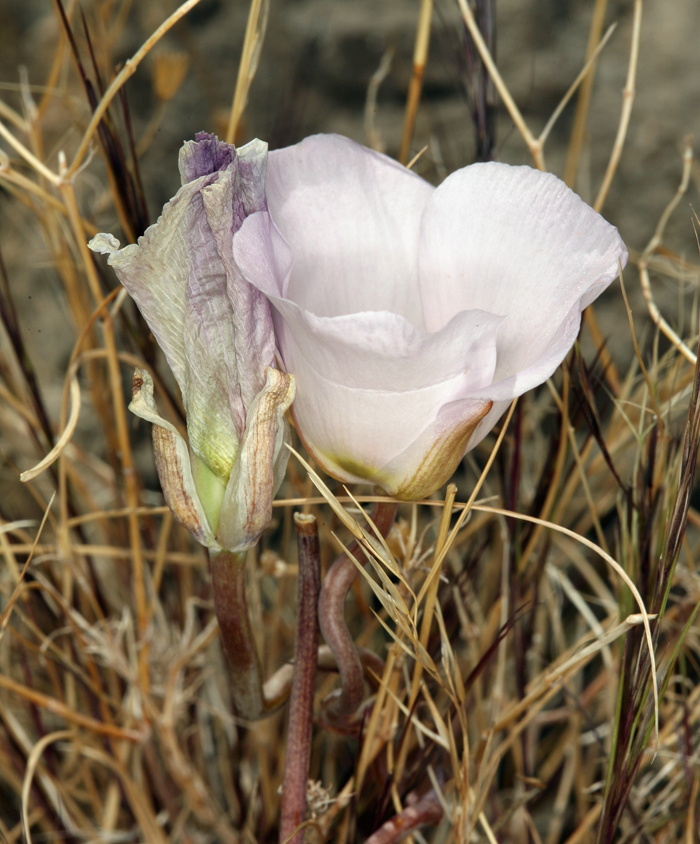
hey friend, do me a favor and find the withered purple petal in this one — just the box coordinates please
[179,131,233,184]
[203,154,276,408]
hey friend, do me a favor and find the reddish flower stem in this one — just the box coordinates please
[366,790,443,844]
[209,548,288,720]
[279,513,321,844]
[318,501,398,723]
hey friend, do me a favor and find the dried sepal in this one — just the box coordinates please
[129,369,220,550]
[218,367,295,551]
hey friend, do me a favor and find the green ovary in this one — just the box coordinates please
[331,453,380,485]
[191,452,228,535]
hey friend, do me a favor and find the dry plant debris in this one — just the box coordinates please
[0,1,699,843]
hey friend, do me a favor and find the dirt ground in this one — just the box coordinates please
[1,0,699,400]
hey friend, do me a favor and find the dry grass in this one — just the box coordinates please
[0,1,699,843]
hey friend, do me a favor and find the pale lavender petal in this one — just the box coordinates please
[234,211,503,390]
[376,398,493,499]
[419,162,628,396]
[290,372,492,491]
[266,134,434,328]
[234,210,502,488]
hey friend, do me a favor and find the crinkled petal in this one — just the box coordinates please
[181,189,243,478]
[201,140,276,409]
[92,169,243,479]
[418,162,628,394]
[218,368,296,552]
[266,134,434,327]
[179,132,233,184]
[89,135,278,482]
[129,369,220,550]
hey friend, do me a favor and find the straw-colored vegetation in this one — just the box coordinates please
[0,1,699,842]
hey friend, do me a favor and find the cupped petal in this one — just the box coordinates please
[218,368,296,552]
[234,210,503,486]
[378,398,493,499]
[234,210,503,390]
[129,369,220,550]
[418,162,628,393]
[266,134,434,327]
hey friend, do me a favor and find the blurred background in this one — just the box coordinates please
[1,0,699,395]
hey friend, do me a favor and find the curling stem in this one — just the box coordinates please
[318,501,398,722]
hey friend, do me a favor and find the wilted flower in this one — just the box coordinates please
[89,134,294,552]
[232,134,628,500]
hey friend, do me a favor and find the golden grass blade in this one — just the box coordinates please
[226,0,270,144]
[474,503,659,741]
[20,376,80,482]
[539,23,617,146]
[21,730,76,844]
[67,0,206,178]
[564,0,609,186]
[593,0,642,212]
[399,0,433,165]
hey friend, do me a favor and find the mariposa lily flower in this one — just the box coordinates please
[89,133,295,552]
[232,134,628,500]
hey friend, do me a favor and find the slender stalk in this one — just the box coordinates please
[58,167,150,694]
[399,0,433,165]
[456,0,544,170]
[66,0,206,179]
[563,0,609,187]
[464,0,497,162]
[318,501,398,723]
[365,789,442,844]
[226,0,269,144]
[593,0,642,213]
[279,513,321,844]
[210,548,288,720]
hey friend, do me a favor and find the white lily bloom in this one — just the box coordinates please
[232,134,628,500]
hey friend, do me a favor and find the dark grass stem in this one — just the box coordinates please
[464,0,497,161]
[318,501,398,724]
[280,513,321,844]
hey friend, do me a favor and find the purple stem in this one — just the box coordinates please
[279,513,321,844]
[366,790,443,844]
[318,501,398,723]
[210,548,287,720]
